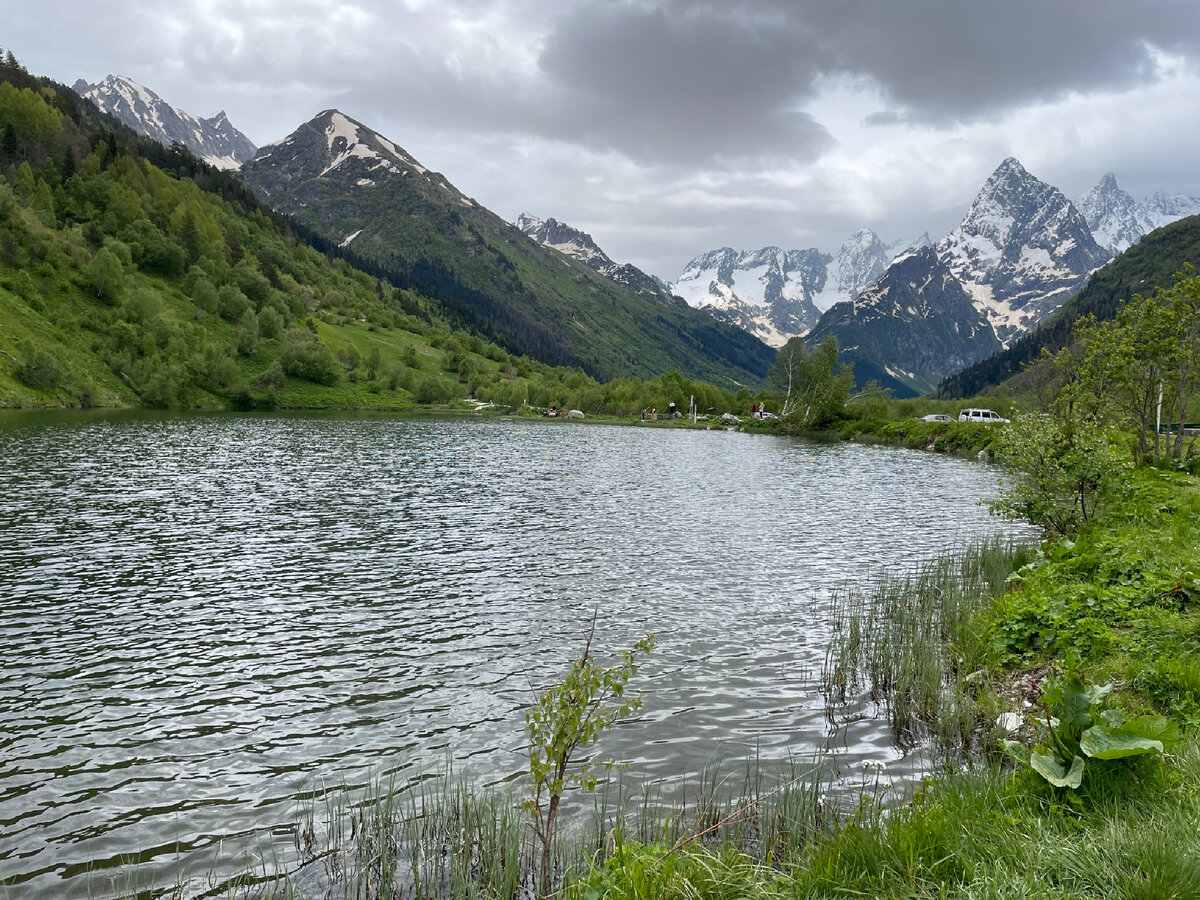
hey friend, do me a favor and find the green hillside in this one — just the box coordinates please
[936,214,1200,398]
[0,57,748,415]
[239,111,774,388]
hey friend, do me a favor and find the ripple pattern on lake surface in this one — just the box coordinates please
[0,413,1034,896]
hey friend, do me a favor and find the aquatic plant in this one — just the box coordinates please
[822,536,1034,755]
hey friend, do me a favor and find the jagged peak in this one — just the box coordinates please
[991,156,1028,178]
[844,226,880,243]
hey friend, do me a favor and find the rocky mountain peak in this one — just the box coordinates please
[515,212,670,301]
[74,74,256,170]
[248,109,444,191]
[938,157,1109,343]
[1078,173,1144,254]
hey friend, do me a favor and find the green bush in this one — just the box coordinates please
[279,327,339,385]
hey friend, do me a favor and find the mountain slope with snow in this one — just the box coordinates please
[671,229,931,347]
[515,213,671,301]
[805,245,1001,397]
[671,246,829,346]
[238,110,774,385]
[73,75,256,170]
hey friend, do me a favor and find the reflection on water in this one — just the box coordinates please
[0,413,1034,896]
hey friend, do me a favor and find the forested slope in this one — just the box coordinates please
[0,54,751,414]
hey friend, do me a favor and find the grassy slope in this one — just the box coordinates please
[0,69,760,414]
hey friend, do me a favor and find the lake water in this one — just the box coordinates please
[0,412,1035,897]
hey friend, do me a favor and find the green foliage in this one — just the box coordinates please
[14,339,67,389]
[85,246,126,303]
[1002,653,1178,790]
[235,308,259,356]
[988,415,1130,534]
[524,623,655,897]
[1058,272,1200,462]
[278,327,340,385]
[768,335,853,429]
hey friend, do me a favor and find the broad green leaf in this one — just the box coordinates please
[1002,739,1031,768]
[1030,750,1085,788]
[1125,715,1181,749]
[1086,681,1114,707]
[1080,725,1162,760]
[1099,708,1126,729]
[1056,676,1094,731]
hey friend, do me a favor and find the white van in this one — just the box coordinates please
[958,408,1010,423]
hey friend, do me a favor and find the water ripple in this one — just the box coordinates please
[0,412,1035,896]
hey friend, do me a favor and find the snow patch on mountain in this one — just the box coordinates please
[74,75,256,170]
[516,213,672,301]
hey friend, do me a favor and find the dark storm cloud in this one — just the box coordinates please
[532,0,1200,162]
[536,3,832,162]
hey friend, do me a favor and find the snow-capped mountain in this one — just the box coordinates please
[806,158,1111,395]
[515,213,669,300]
[671,229,931,347]
[813,229,932,311]
[805,245,1002,396]
[934,157,1110,345]
[73,75,256,170]
[1141,189,1200,230]
[244,109,453,208]
[1077,173,1147,255]
[1078,174,1200,255]
[671,246,829,346]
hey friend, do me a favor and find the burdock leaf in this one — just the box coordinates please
[1080,725,1162,760]
[1030,750,1085,788]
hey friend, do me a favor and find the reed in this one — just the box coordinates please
[822,535,1035,757]
[209,751,829,899]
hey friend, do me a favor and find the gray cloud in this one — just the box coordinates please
[806,0,1200,123]
[535,3,832,162]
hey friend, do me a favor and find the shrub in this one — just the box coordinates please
[279,327,339,385]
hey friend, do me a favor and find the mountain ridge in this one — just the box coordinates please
[515,212,671,301]
[73,74,257,170]
[238,109,775,386]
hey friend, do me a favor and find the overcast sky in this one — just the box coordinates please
[11,0,1200,280]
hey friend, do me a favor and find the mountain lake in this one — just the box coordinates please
[0,411,1040,897]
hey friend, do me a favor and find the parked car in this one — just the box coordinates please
[917,414,953,423]
[958,408,1010,423]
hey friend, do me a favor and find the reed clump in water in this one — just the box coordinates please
[822,535,1035,757]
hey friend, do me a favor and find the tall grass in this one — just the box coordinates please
[822,536,1035,757]
[205,753,828,899]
